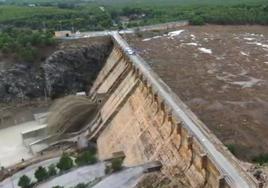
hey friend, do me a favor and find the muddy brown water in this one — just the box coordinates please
[126,25,268,161]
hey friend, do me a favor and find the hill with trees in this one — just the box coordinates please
[0,0,267,32]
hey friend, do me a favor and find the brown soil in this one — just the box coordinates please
[126,25,268,161]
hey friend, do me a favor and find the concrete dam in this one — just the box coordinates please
[85,32,259,188]
[12,31,261,188]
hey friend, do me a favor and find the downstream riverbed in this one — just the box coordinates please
[0,121,43,167]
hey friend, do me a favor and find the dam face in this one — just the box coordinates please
[88,34,258,188]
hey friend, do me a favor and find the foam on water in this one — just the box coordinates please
[198,47,212,54]
[167,30,184,38]
[0,121,41,167]
[240,51,249,56]
[186,42,198,46]
[244,37,255,41]
[142,35,162,42]
[247,42,268,48]
[231,77,263,88]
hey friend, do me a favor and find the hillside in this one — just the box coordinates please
[0,1,268,32]
[4,0,268,6]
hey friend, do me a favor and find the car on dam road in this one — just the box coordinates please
[124,47,135,55]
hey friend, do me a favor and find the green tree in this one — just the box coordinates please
[0,28,55,62]
[226,144,236,155]
[48,164,57,177]
[75,183,87,188]
[190,15,205,25]
[57,153,74,172]
[75,151,97,166]
[18,175,31,188]
[252,154,268,165]
[34,166,49,182]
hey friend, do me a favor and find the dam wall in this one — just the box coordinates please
[89,34,259,188]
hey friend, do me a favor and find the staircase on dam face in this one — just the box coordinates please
[85,33,260,188]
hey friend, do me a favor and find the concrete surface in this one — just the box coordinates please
[37,163,105,188]
[0,157,59,188]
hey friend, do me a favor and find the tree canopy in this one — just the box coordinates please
[34,166,49,182]
[18,175,32,188]
[0,28,55,62]
[57,153,74,172]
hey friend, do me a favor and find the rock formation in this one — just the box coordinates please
[0,38,112,103]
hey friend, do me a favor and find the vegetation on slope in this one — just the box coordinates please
[0,0,267,64]
[0,0,267,33]
[0,28,55,62]
[252,154,268,165]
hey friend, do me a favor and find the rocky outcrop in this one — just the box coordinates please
[42,42,112,98]
[0,63,45,102]
[0,38,113,103]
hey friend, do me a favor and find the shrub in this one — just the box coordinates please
[18,175,32,188]
[111,158,123,172]
[190,16,205,25]
[48,164,57,177]
[52,186,64,188]
[87,146,97,155]
[34,166,49,182]
[75,151,97,166]
[252,154,268,165]
[226,144,236,155]
[57,153,74,172]
[75,183,87,188]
